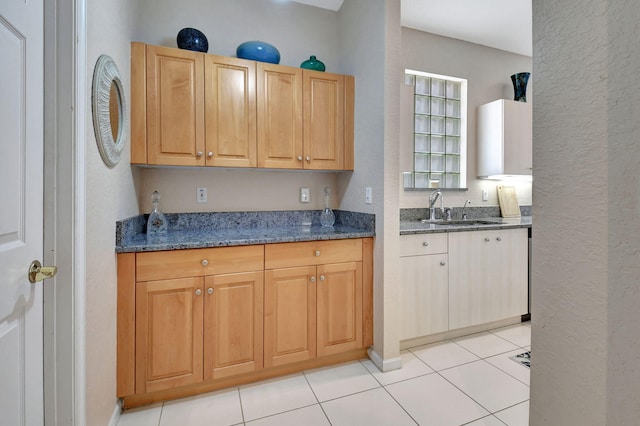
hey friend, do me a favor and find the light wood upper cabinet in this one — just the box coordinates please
[132,43,354,170]
[133,43,205,166]
[204,271,263,380]
[205,55,257,167]
[303,70,354,170]
[135,276,204,394]
[257,63,303,169]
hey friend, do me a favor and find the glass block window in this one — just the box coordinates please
[405,70,467,189]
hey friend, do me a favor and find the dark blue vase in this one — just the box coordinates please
[236,41,280,64]
[511,72,530,102]
[177,28,209,53]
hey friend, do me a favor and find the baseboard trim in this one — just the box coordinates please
[367,347,402,372]
[108,400,122,426]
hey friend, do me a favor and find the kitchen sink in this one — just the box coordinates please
[420,219,503,226]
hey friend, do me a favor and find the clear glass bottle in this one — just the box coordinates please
[147,190,168,236]
[319,187,335,227]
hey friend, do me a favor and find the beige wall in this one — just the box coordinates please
[531,0,640,424]
[85,0,140,423]
[400,28,533,210]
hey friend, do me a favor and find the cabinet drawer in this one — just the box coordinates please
[136,245,264,282]
[265,239,362,269]
[400,233,448,257]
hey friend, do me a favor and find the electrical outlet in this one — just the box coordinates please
[482,189,489,201]
[365,187,372,204]
[197,187,207,203]
[300,188,310,203]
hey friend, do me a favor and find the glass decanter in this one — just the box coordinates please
[147,190,168,236]
[319,187,335,227]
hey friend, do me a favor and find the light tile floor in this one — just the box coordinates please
[118,322,531,426]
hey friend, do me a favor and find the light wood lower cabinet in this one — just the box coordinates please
[117,238,373,407]
[449,229,528,330]
[400,229,528,341]
[264,240,364,367]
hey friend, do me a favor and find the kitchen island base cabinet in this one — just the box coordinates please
[117,238,373,408]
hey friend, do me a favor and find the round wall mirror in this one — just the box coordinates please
[92,55,127,167]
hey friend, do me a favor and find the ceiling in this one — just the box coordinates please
[290,0,532,57]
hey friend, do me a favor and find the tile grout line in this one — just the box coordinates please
[301,369,334,425]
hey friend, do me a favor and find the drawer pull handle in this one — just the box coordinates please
[196,151,204,158]
[310,276,316,283]
[195,289,202,296]
[440,261,446,266]
[484,238,490,242]
[496,237,502,241]
[201,259,209,266]
[298,155,303,161]
[422,242,429,247]
[207,152,213,158]
[306,156,311,162]
[319,275,325,281]
[207,288,213,295]
[315,250,320,257]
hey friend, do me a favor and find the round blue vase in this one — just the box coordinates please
[177,28,209,53]
[236,41,280,64]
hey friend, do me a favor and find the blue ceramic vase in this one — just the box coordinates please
[177,28,209,53]
[511,72,530,102]
[236,41,280,64]
[300,55,325,72]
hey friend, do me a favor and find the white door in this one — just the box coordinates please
[0,0,45,425]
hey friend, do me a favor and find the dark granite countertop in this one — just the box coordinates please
[400,215,532,235]
[116,210,375,253]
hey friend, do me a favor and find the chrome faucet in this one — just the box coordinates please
[428,189,444,221]
[461,199,471,220]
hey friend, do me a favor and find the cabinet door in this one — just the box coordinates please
[203,271,263,380]
[135,277,203,393]
[449,229,528,329]
[503,100,533,175]
[399,254,449,340]
[204,55,256,167]
[145,45,205,166]
[317,262,363,356]
[303,70,344,170]
[264,266,317,367]
[257,63,303,169]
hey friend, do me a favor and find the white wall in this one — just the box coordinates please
[530,1,640,424]
[400,29,533,210]
[85,0,140,423]
[337,0,402,366]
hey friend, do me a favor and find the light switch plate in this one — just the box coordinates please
[365,187,372,204]
[300,187,310,203]
[197,187,207,203]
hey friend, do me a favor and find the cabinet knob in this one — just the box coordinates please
[195,289,202,296]
[207,152,213,158]
[201,259,209,266]
[422,242,429,247]
[207,288,213,295]
[297,155,303,161]
[310,276,316,283]
[306,156,311,162]
[319,275,325,281]
[496,237,502,241]
[196,151,204,158]
[484,238,490,242]
[440,261,446,266]
[315,250,320,257]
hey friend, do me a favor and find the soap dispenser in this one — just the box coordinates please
[320,187,335,227]
[147,190,168,236]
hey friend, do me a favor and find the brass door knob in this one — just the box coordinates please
[28,260,57,283]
